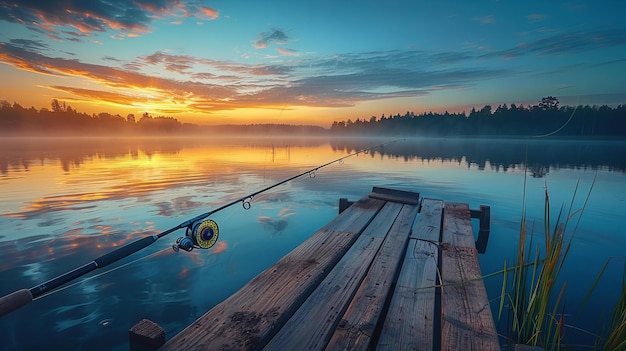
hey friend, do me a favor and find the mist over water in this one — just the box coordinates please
[0,136,624,350]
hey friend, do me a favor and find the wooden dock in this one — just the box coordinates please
[130,187,498,350]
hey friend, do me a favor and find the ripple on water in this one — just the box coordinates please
[99,318,113,327]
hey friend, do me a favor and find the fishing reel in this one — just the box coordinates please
[172,219,219,252]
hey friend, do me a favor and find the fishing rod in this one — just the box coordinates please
[0,138,403,317]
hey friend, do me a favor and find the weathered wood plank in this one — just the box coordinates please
[263,202,406,351]
[440,202,499,351]
[369,187,419,205]
[325,203,419,351]
[372,186,420,200]
[441,202,475,248]
[410,198,444,242]
[327,196,390,233]
[160,196,386,351]
[376,198,444,351]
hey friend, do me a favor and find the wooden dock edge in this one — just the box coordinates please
[159,195,389,350]
[440,202,499,350]
[128,189,499,351]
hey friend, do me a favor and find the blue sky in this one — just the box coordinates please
[0,0,624,126]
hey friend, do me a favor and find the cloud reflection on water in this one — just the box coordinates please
[0,137,624,351]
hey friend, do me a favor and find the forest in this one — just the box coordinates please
[0,99,325,136]
[331,97,626,137]
[0,97,625,137]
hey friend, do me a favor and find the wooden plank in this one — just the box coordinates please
[376,198,444,351]
[161,197,386,351]
[327,196,389,233]
[440,202,499,351]
[325,203,418,351]
[369,187,419,205]
[410,198,444,242]
[263,202,406,351]
[441,202,475,248]
[369,192,419,205]
[372,186,420,200]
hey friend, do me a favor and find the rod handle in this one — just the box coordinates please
[0,289,33,317]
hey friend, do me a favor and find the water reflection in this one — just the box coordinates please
[0,136,624,350]
[330,137,626,176]
[0,137,328,176]
[3,137,625,178]
[258,208,297,235]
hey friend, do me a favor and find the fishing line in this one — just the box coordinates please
[530,105,578,138]
[35,246,172,300]
[530,94,580,138]
[0,138,403,317]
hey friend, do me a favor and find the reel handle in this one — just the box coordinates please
[0,289,33,317]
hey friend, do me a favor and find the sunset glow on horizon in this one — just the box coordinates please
[1,1,625,127]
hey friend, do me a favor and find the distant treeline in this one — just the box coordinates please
[0,99,189,135]
[0,100,325,136]
[331,97,626,137]
[1,97,625,137]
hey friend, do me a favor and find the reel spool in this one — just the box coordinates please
[172,219,219,252]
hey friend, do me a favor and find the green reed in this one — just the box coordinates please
[604,280,626,351]
[581,257,626,351]
[499,176,594,350]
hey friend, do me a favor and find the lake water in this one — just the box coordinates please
[0,136,624,350]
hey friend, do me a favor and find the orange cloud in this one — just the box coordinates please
[211,241,228,254]
[0,0,217,40]
[199,7,219,20]
[276,48,299,56]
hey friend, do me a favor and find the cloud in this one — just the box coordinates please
[136,51,291,76]
[0,0,219,39]
[483,29,626,59]
[276,48,299,56]
[102,56,121,62]
[22,32,624,115]
[49,86,144,106]
[253,28,289,49]
[9,39,49,52]
[0,42,238,104]
[199,6,218,20]
[0,40,513,112]
[559,93,626,106]
[526,13,546,23]
[474,15,495,25]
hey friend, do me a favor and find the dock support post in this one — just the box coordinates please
[338,198,354,214]
[471,205,491,254]
[129,319,165,351]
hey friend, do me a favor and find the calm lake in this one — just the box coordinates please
[0,136,624,350]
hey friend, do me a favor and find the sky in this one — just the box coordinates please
[0,0,625,126]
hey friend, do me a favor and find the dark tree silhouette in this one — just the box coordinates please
[538,96,559,110]
[1,97,625,137]
[330,97,625,137]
